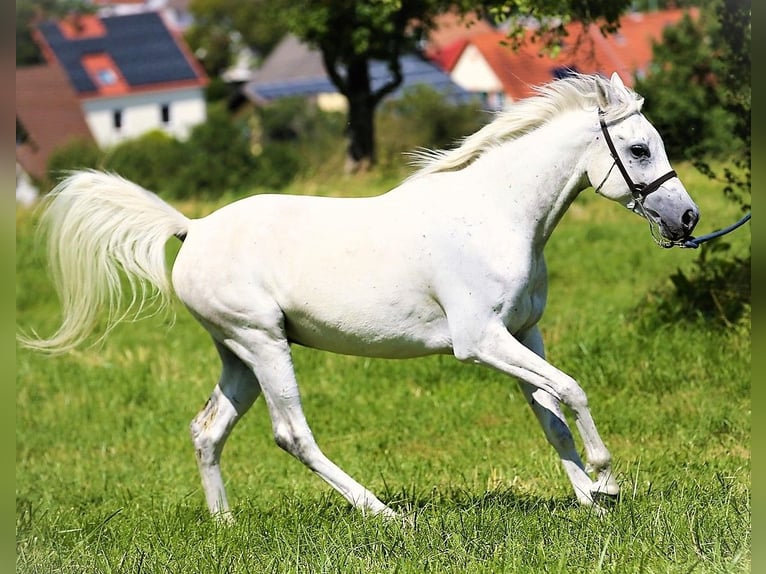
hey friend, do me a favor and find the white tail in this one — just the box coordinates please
[18,170,190,354]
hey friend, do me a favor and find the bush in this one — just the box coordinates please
[45,138,102,187]
[376,85,486,171]
[252,142,302,190]
[102,130,185,194]
[42,89,489,199]
[168,105,259,198]
[256,97,346,177]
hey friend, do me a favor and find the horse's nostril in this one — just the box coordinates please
[682,209,698,232]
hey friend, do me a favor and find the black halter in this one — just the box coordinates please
[596,109,751,249]
[596,109,677,201]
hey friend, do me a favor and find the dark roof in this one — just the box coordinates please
[245,36,474,105]
[35,11,206,96]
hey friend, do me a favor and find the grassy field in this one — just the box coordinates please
[16,164,750,573]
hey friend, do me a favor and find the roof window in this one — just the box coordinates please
[81,53,128,95]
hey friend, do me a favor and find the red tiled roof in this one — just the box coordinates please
[591,8,700,79]
[436,8,698,100]
[58,13,107,39]
[429,38,469,72]
[16,64,95,180]
[424,9,496,70]
[425,10,496,51]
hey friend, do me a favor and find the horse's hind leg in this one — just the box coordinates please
[225,326,396,518]
[191,340,261,521]
[518,327,595,505]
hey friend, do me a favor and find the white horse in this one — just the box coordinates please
[19,73,699,520]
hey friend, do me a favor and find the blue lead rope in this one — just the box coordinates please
[682,212,751,249]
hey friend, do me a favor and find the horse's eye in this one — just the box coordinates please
[630,144,650,159]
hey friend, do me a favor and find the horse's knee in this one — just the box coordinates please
[560,380,588,411]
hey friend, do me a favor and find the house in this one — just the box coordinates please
[92,0,194,32]
[421,9,496,54]
[16,62,96,181]
[431,8,698,109]
[31,10,207,147]
[243,34,475,112]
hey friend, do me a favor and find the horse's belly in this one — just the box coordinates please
[282,294,452,358]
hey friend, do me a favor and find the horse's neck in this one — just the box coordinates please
[467,111,594,248]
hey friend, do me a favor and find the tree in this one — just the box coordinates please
[635,0,750,207]
[635,0,750,325]
[186,0,288,77]
[16,0,93,66]
[278,0,630,172]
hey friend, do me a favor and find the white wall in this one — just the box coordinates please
[450,44,508,109]
[451,44,503,93]
[81,87,206,147]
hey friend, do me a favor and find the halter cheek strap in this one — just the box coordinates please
[597,109,677,201]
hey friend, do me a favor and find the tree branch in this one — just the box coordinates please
[371,52,403,106]
[321,45,348,96]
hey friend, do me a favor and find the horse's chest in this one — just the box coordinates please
[497,257,548,335]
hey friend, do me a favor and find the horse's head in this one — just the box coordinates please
[586,73,699,247]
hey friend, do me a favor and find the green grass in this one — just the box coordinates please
[16,164,750,573]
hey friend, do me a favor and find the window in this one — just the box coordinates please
[113,109,122,130]
[96,68,118,86]
[160,103,171,125]
[81,54,127,94]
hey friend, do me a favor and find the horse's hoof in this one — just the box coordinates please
[212,510,236,525]
[591,489,620,508]
[590,474,620,509]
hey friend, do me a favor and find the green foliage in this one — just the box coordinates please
[634,1,750,325]
[643,217,751,330]
[203,76,236,102]
[251,143,303,190]
[377,84,486,169]
[635,1,750,186]
[186,0,287,76]
[46,138,102,182]
[101,131,185,194]
[635,13,733,161]
[43,87,482,199]
[169,105,259,198]
[276,0,631,167]
[16,0,95,66]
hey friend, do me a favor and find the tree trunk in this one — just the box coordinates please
[321,47,402,174]
[343,59,375,173]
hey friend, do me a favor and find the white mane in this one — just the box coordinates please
[408,73,644,178]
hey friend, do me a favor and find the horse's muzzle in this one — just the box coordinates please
[642,189,700,241]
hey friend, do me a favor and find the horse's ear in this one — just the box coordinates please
[595,76,611,109]
[610,72,626,92]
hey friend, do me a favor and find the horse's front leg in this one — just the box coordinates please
[456,321,620,505]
